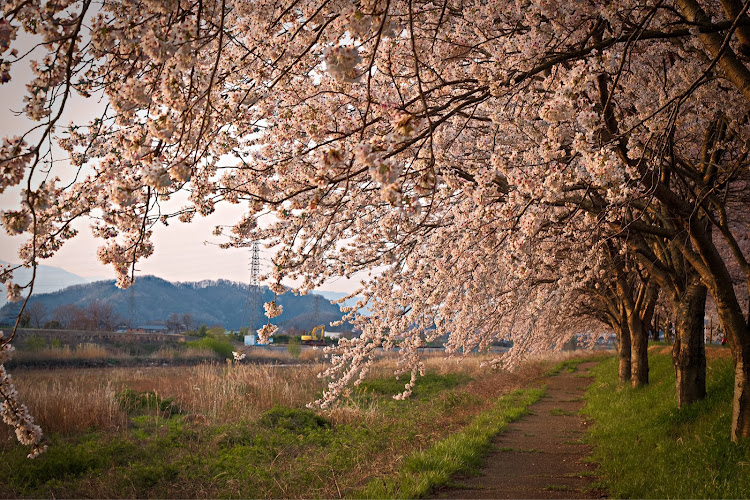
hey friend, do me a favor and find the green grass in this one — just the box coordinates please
[584,352,750,498]
[544,359,583,376]
[357,387,545,499]
[357,372,472,398]
[544,356,607,377]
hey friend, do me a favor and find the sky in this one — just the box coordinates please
[0,32,362,295]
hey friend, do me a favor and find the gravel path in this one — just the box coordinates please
[431,361,606,499]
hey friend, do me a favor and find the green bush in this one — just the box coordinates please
[24,335,47,351]
[258,406,331,433]
[186,336,233,358]
[286,337,302,358]
[117,389,181,416]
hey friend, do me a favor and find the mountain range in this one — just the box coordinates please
[0,275,355,333]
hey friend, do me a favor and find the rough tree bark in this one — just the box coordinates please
[672,280,708,406]
[711,282,750,441]
[629,311,649,387]
[618,311,632,385]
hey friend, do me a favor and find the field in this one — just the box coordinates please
[0,351,574,498]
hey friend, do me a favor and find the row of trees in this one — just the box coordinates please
[20,300,121,331]
[19,304,197,333]
[0,1,749,458]
[164,312,195,333]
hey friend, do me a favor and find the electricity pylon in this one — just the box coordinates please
[242,242,262,334]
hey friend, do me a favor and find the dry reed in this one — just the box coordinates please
[12,343,121,362]
[1,361,330,444]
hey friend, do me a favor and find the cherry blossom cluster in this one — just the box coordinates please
[263,301,283,319]
[1,334,46,458]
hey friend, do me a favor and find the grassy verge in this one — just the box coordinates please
[357,387,545,499]
[584,349,750,498]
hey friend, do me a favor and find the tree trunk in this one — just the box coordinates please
[733,358,750,441]
[667,321,674,343]
[629,312,649,387]
[712,284,750,441]
[617,315,632,385]
[672,282,707,407]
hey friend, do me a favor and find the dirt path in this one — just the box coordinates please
[432,361,606,499]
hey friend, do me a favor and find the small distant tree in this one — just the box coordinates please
[181,313,194,332]
[165,313,182,332]
[51,304,81,329]
[87,300,120,331]
[197,324,208,337]
[18,311,30,328]
[26,302,47,328]
[24,336,47,351]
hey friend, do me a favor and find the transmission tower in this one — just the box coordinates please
[242,242,262,334]
[128,283,136,328]
[314,293,320,325]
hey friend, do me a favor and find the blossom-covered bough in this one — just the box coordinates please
[1,0,750,455]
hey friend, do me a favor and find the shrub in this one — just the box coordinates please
[186,337,233,358]
[116,389,181,416]
[259,406,330,433]
[287,337,302,358]
[24,335,47,351]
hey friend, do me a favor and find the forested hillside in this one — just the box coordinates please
[0,275,349,332]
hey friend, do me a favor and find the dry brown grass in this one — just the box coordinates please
[235,345,327,363]
[705,345,732,361]
[2,362,330,443]
[649,343,732,362]
[12,343,123,362]
[2,369,128,438]
[11,343,220,363]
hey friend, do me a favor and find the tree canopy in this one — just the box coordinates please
[1,0,750,456]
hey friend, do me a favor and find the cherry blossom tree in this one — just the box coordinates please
[1,0,750,454]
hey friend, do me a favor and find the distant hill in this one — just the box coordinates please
[0,275,351,333]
